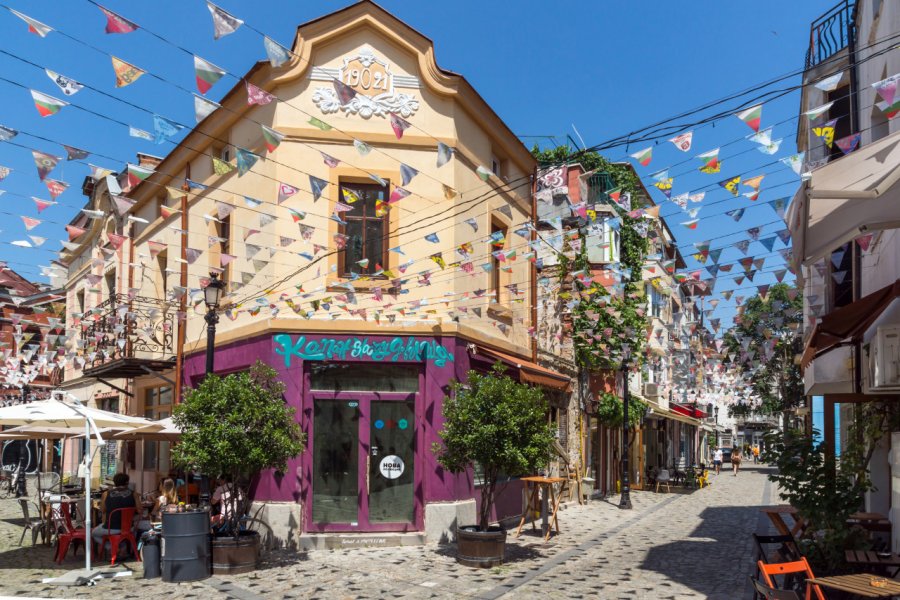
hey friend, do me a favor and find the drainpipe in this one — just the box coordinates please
[847,1,860,137]
[174,165,190,404]
[530,165,538,363]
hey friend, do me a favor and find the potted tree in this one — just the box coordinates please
[172,361,305,574]
[433,363,555,568]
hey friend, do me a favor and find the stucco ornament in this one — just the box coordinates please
[312,48,419,119]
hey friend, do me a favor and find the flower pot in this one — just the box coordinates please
[211,530,259,575]
[456,526,506,568]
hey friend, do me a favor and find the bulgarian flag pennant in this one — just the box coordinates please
[735,104,763,132]
[98,5,138,34]
[261,125,285,152]
[194,56,226,94]
[681,219,699,230]
[697,148,720,174]
[30,90,68,117]
[630,147,652,167]
[126,163,153,188]
[111,56,145,88]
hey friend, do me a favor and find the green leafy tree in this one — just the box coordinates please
[433,364,555,531]
[530,145,650,370]
[722,283,803,417]
[172,361,306,538]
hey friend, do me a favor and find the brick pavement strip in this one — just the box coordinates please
[0,467,772,599]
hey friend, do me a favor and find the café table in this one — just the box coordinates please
[514,476,568,541]
[808,574,900,598]
[846,550,900,577]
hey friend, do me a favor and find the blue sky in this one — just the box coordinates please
[0,0,828,329]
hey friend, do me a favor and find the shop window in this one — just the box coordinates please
[490,221,508,303]
[104,270,116,303]
[143,385,173,472]
[98,397,119,480]
[208,214,231,288]
[338,181,389,277]
[156,250,168,298]
[309,363,418,393]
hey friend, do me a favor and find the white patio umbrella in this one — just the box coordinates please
[0,397,151,578]
[113,417,181,442]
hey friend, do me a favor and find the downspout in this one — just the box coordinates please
[530,165,538,363]
[174,165,190,404]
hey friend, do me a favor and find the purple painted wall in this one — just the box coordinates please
[182,332,485,526]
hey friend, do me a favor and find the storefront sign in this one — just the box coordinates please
[273,334,454,367]
[379,455,404,479]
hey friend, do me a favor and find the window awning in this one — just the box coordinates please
[670,403,708,419]
[473,346,571,392]
[787,129,900,266]
[801,279,900,369]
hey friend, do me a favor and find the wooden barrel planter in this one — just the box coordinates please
[456,526,506,568]
[211,531,260,575]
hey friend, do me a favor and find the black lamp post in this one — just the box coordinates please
[618,345,632,510]
[203,272,225,375]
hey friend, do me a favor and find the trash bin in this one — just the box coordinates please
[161,509,211,583]
[141,531,161,579]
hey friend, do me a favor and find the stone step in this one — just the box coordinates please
[299,532,426,551]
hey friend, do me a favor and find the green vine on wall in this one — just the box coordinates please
[531,146,650,371]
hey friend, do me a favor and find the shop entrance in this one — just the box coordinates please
[307,363,420,532]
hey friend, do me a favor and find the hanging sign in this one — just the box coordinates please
[274,334,454,367]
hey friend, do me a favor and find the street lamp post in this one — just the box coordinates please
[618,346,632,510]
[203,272,226,375]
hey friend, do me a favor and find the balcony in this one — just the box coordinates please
[805,0,855,70]
[79,293,176,379]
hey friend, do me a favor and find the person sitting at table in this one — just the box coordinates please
[92,472,141,552]
[154,478,179,518]
[210,475,244,526]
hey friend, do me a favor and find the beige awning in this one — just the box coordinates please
[788,129,900,266]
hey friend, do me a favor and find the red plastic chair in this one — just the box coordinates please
[758,558,826,600]
[52,503,88,564]
[98,507,140,565]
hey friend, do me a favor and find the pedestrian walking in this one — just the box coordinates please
[752,444,760,464]
[731,446,742,476]
[713,447,723,475]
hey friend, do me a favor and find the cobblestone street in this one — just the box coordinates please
[0,465,774,599]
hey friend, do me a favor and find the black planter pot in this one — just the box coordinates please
[211,530,260,575]
[456,526,506,568]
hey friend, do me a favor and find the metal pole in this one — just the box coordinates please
[84,417,91,572]
[205,309,218,375]
[618,360,632,509]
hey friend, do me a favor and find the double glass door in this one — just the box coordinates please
[311,395,417,531]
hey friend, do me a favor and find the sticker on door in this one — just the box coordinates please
[379,455,404,479]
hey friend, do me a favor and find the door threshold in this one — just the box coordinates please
[300,532,426,551]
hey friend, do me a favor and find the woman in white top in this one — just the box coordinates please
[713,447,723,475]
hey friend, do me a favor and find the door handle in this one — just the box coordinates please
[366,455,370,496]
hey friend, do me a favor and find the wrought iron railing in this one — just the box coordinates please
[805,0,856,69]
[79,293,175,368]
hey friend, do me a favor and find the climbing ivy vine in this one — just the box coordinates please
[531,146,650,371]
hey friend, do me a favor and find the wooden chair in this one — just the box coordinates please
[758,558,826,600]
[750,576,801,600]
[655,469,671,493]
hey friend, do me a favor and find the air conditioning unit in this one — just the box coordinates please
[643,382,660,398]
[866,326,900,392]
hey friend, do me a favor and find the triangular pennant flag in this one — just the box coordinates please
[759,236,777,252]
[185,248,203,265]
[476,165,493,182]
[45,69,83,96]
[726,208,745,222]
[111,56,145,88]
[780,153,805,176]
[389,187,411,204]
[98,5,138,34]
[308,116,331,131]
[0,166,11,182]
[113,195,136,215]
[207,1,243,39]
[44,178,68,199]
[30,90,67,117]
[278,182,299,204]
[437,142,453,167]
[194,95,220,123]
[734,240,750,255]
[32,150,61,180]
[653,178,673,199]
[718,176,740,197]
[400,164,418,186]
[0,125,18,141]
[63,145,89,161]
[835,133,861,155]
[126,163,153,187]
[309,176,327,201]
[263,36,291,68]
[856,233,874,252]
[153,115,184,144]
[21,216,41,231]
[735,104,762,132]
[212,156,234,175]
[235,147,259,176]
[247,82,275,106]
[812,118,838,148]
[776,229,791,245]
[321,152,340,168]
[333,79,358,105]
[261,125,284,152]
[630,147,652,167]
[815,72,844,92]
[215,201,235,220]
[353,139,370,156]
[390,113,411,139]
[747,126,774,147]
[681,219,699,230]
[107,233,127,250]
[697,148,720,174]
[9,8,53,37]
[804,101,835,122]
[33,197,54,213]
[65,225,86,241]
[872,73,900,108]
[743,174,764,190]
[669,131,693,152]
[194,56,226,94]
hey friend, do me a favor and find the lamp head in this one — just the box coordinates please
[204,272,226,310]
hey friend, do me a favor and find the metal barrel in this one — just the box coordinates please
[161,510,211,582]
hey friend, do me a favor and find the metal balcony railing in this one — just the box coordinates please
[80,293,175,369]
[805,0,856,70]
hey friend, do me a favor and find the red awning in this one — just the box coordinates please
[670,403,707,419]
[801,279,900,369]
[473,346,572,392]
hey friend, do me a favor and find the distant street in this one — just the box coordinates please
[0,466,775,599]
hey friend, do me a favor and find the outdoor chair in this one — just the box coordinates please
[17,498,46,546]
[97,507,140,565]
[749,576,802,600]
[655,469,672,493]
[758,558,826,600]
[753,534,802,591]
[697,467,710,489]
[51,502,88,564]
